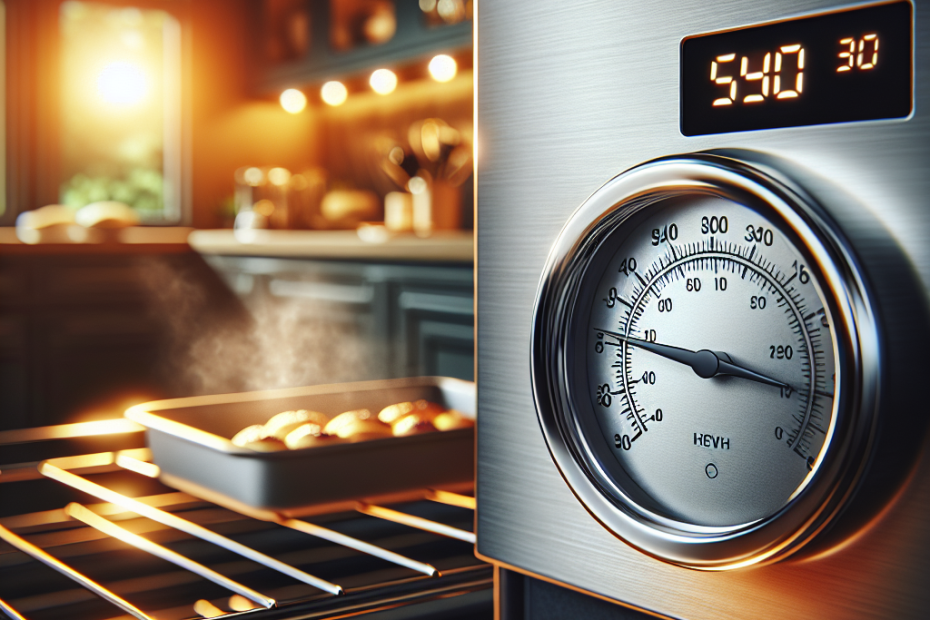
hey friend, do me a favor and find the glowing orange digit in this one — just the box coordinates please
[839,34,879,72]
[711,54,737,106]
[740,52,771,103]
[858,34,879,69]
[838,37,855,72]
[774,44,804,99]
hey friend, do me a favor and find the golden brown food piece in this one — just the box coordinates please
[377,399,445,425]
[392,414,438,437]
[230,424,287,452]
[265,409,330,441]
[432,410,474,431]
[331,418,394,442]
[325,409,379,435]
[284,423,346,449]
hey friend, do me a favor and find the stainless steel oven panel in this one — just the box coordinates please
[476,1,930,618]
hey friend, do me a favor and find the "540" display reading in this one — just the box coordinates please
[680,1,911,136]
[710,34,880,108]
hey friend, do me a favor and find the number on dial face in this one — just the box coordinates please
[586,198,837,527]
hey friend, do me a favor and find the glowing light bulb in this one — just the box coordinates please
[243,167,264,186]
[369,69,398,95]
[321,81,348,106]
[428,54,457,82]
[280,89,307,114]
[267,167,291,186]
[96,62,148,106]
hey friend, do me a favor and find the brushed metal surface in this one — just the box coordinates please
[476,1,930,618]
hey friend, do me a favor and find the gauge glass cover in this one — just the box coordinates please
[583,195,836,527]
[532,155,875,568]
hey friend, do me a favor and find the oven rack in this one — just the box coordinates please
[0,421,488,620]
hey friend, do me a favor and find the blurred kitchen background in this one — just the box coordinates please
[0,0,475,431]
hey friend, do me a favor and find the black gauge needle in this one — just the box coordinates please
[596,328,790,389]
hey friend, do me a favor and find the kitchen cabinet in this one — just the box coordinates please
[251,0,472,92]
[0,248,248,430]
[203,255,474,382]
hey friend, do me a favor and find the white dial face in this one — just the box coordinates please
[584,196,839,527]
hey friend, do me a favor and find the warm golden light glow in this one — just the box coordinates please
[96,61,148,106]
[427,489,477,509]
[267,167,291,186]
[279,88,307,114]
[194,600,225,618]
[253,199,275,217]
[228,595,260,612]
[428,54,457,82]
[369,68,398,95]
[243,167,264,186]
[0,419,142,445]
[321,80,348,106]
[115,453,160,478]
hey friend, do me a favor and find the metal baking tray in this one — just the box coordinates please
[125,377,475,514]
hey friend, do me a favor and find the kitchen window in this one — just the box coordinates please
[0,0,188,226]
[58,1,182,223]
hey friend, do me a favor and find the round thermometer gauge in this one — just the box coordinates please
[532,154,878,569]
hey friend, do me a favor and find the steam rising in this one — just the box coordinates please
[142,258,371,396]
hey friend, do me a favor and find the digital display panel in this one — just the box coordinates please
[681,2,912,136]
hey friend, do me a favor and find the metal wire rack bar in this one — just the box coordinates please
[0,522,154,620]
[276,517,440,578]
[39,462,344,596]
[110,452,445,578]
[64,503,275,610]
[356,504,477,544]
[2,428,483,620]
[0,597,27,620]
[426,489,476,510]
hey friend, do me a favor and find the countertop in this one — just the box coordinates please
[1,227,474,262]
[187,229,474,262]
[0,227,193,255]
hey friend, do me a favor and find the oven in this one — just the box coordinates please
[475,1,930,618]
[0,419,490,619]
